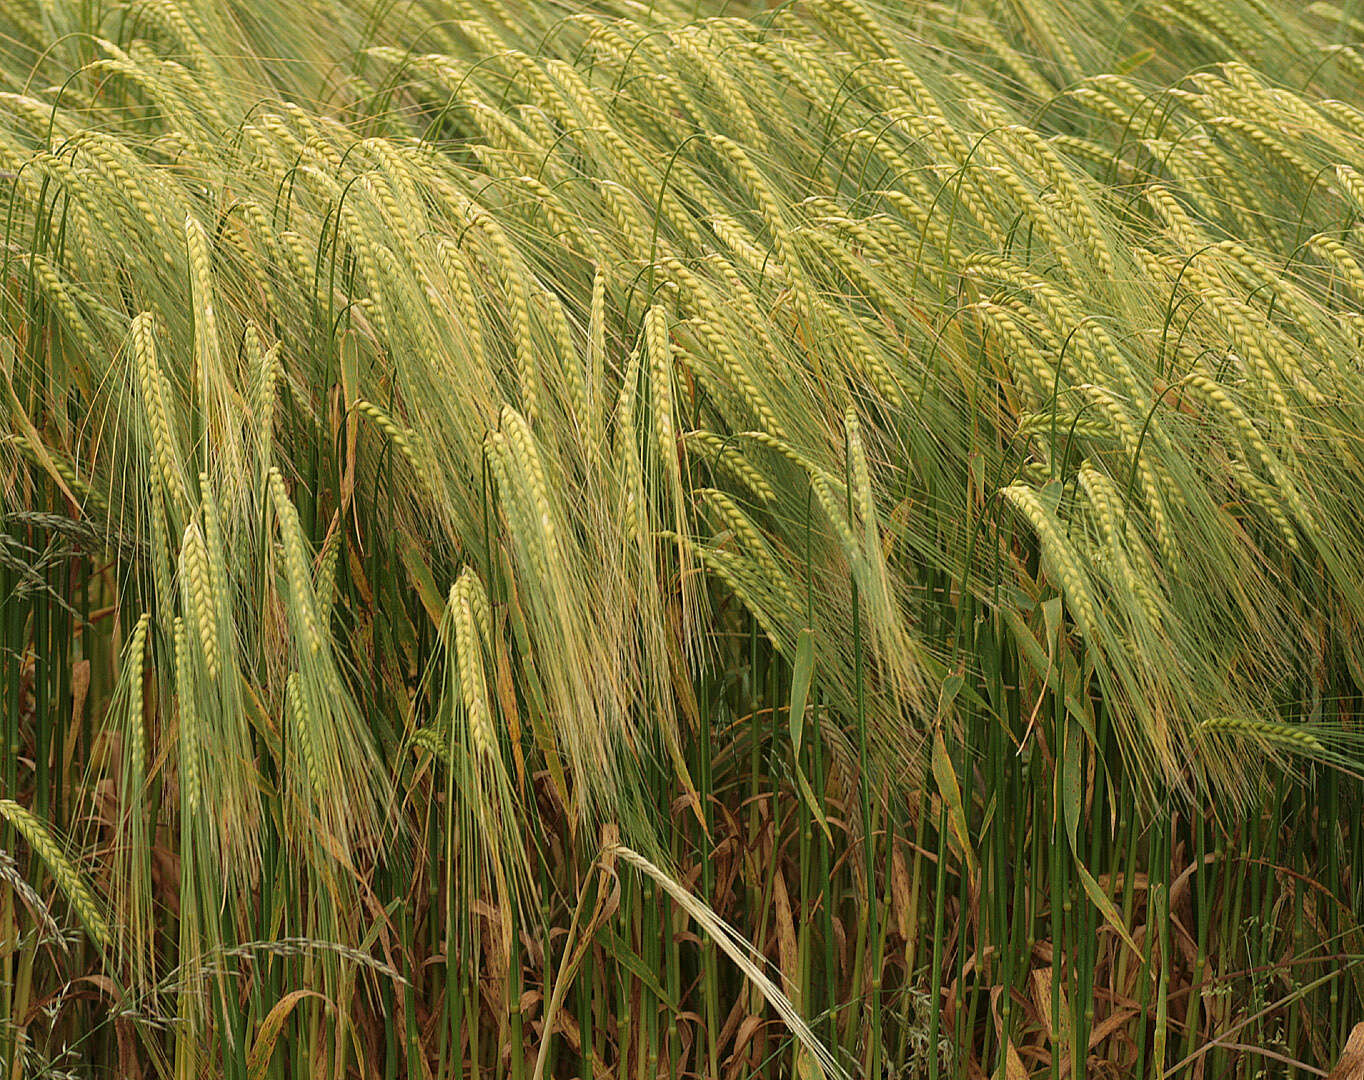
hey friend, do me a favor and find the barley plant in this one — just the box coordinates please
[2,0,1364,1076]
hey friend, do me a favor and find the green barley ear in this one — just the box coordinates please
[440,567,532,932]
[123,614,152,807]
[843,406,875,539]
[265,469,386,860]
[1002,483,1100,639]
[249,328,282,471]
[353,398,433,493]
[178,523,219,680]
[0,800,110,950]
[645,304,700,634]
[314,515,343,621]
[585,263,607,451]
[184,213,220,389]
[1194,716,1326,757]
[173,615,203,819]
[286,672,325,805]
[473,213,540,426]
[112,613,156,993]
[13,435,107,519]
[684,431,777,505]
[409,722,449,761]
[699,487,799,611]
[267,467,323,655]
[130,311,189,515]
[449,569,497,763]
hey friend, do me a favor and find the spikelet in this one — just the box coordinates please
[708,213,769,272]
[1077,462,1163,627]
[1209,115,1316,183]
[353,399,431,490]
[14,436,106,518]
[315,523,343,620]
[680,314,786,437]
[250,328,282,465]
[1225,459,1304,555]
[1002,484,1099,638]
[1199,240,1335,392]
[74,132,168,241]
[615,343,648,547]
[1015,412,1113,442]
[710,135,797,276]
[694,30,785,133]
[701,488,798,610]
[178,523,219,680]
[803,227,916,322]
[25,253,99,356]
[870,188,966,270]
[125,613,151,800]
[738,431,855,549]
[585,264,607,451]
[199,473,231,621]
[508,173,600,260]
[537,288,586,431]
[1177,266,1300,432]
[337,206,391,339]
[645,305,681,486]
[35,151,123,256]
[131,312,188,511]
[808,296,905,407]
[473,213,540,425]
[184,214,220,385]
[969,16,1057,99]
[357,166,418,257]
[236,199,295,290]
[597,179,653,254]
[1308,233,1364,299]
[268,468,323,655]
[843,406,876,538]
[684,539,793,647]
[1182,372,1318,543]
[286,673,324,804]
[956,138,1081,280]
[1194,716,1325,755]
[220,222,280,322]
[436,238,489,373]
[134,0,224,98]
[0,800,110,949]
[691,256,785,367]
[450,570,496,761]
[0,848,59,945]
[1146,183,1207,249]
[501,407,553,535]
[967,258,1143,403]
[684,431,777,505]
[410,723,449,761]
[173,616,202,818]
[813,0,897,58]
[671,33,764,150]
[1078,385,1182,571]
[1337,165,1364,212]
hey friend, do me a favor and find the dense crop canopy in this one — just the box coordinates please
[2,0,1363,1076]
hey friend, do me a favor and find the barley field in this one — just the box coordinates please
[2,0,1363,1076]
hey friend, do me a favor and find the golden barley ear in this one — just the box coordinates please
[1328,1024,1364,1080]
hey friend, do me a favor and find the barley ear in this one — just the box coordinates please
[0,800,110,949]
